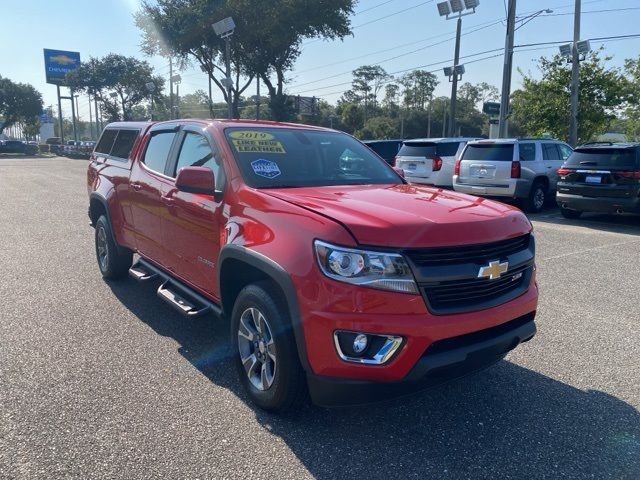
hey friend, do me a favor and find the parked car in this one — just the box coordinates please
[46,137,63,155]
[362,139,403,165]
[453,138,573,212]
[556,142,640,218]
[395,138,480,187]
[0,140,38,155]
[88,120,538,412]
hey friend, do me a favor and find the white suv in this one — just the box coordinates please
[453,139,573,212]
[395,138,480,187]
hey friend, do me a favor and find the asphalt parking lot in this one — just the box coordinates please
[1,157,638,479]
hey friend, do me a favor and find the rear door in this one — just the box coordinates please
[458,142,515,185]
[541,142,564,189]
[558,147,640,199]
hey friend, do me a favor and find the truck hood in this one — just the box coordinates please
[263,184,531,248]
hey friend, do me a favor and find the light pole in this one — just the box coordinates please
[145,81,156,121]
[498,3,553,138]
[212,17,236,120]
[170,74,182,118]
[437,0,479,137]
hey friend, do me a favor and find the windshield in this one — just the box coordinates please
[462,144,514,161]
[224,127,402,188]
[399,142,460,158]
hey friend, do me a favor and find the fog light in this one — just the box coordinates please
[353,334,368,353]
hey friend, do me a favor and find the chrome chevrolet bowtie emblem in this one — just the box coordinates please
[478,260,509,280]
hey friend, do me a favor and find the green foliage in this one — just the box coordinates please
[136,0,354,121]
[511,50,628,143]
[620,56,640,140]
[66,54,164,121]
[399,70,438,110]
[0,76,43,133]
[356,116,399,140]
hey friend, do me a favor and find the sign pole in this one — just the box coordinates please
[56,85,64,144]
[70,88,78,141]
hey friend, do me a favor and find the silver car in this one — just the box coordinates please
[395,137,480,187]
[453,138,573,212]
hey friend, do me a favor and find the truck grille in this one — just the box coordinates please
[422,264,531,314]
[405,234,531,266]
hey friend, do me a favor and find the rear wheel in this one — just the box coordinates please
[560,207,582,219]
[231,282,305,412]
[524,181,547,213]
[94,215,132,280]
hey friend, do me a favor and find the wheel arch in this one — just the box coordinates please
[218,245,311,372]
[89,193,130,256]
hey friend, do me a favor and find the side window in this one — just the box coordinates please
[142,131,177,174]
[174,132,223,188]
[519,143,536,161]
[542,143,560,160]
[95,129,118,154]
[110,129,140,159]
[558,144,572,161]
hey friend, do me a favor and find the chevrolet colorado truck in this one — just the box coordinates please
[87,119,538,412]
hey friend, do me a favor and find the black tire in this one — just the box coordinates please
[94,215,132,280]
[560,207,582,219]
[524,181,547,213]
[230,282,305,412]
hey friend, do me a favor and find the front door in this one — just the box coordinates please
[162,126,225,299]
[129,128,179,266]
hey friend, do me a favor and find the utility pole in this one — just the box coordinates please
[256,77,261,121]
[427,95,432,137]
[569,0,581,146]
[88,93,94,139]
[224,38,233,119]
[70,89,78,141]
[208,73,213,118]
[448,13,462,137]
[498,0,516,138]
[94,95,100,134]
[169,58,174,119]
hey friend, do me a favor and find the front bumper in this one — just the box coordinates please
[308,312,536,406]
[557,192,640,214]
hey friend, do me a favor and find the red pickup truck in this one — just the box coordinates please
[87,119,538,411]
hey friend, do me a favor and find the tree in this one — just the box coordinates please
[399,70,438,110]
[136,0,354,121]
[66,55,164,121]
[340,103,364,133]
[620,56,640,140]
[0,76,43,134]
[355,116,399,140]
[511,50,627,143]
[349,65,392,120]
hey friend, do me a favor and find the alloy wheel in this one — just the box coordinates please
[237,307,277,391]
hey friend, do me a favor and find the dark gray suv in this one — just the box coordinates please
[556,143,640,218]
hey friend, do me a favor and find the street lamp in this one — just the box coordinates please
[212,16,235,119]
[436,0,478,136]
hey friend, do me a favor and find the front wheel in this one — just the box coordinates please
[231,282,305,412]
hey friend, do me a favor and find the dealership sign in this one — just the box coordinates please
[43,49,80,85]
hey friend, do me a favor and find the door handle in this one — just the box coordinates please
[161,188,178,204]
[131,183,142,191]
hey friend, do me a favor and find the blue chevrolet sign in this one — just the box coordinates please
[43,49,81,85]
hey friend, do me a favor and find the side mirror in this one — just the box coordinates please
[393,166,405,178]
[175,166,215,195]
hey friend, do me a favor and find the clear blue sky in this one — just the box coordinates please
[2,0,639,121]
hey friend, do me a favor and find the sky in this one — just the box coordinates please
[2,0,640,122]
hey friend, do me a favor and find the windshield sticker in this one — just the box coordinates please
[230,131,286,153]
[229,131,275,141]
[251,159,281,179]
[232,138,286,154]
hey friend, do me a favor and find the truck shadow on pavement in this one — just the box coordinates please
[528,209,640,236]
[109,280,639,480]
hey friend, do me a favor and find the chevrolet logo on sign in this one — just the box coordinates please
[478,260,509,280]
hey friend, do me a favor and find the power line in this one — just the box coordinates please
[355,0,398,15]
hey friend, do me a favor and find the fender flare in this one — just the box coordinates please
[218,245,311,372]
[89,192,129,256]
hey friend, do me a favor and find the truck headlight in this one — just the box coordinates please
[314,240,418,294]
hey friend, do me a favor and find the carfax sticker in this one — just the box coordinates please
[230,130,286,153]
[251,159,281,178]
